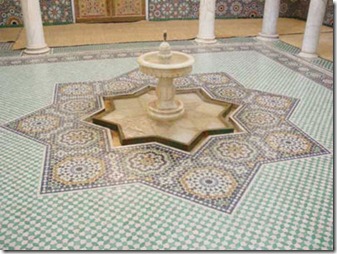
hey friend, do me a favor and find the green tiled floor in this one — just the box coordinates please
[0,38,333,250]
[0,42,22,57]
[270,40,333,71]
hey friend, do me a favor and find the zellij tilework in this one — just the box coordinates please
[0,38,333,250]
[4,69,329,214]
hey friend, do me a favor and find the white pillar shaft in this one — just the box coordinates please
[196,0,216,44]
[299,0,328,58]
[20,0,49,54]
[258,0,280,41]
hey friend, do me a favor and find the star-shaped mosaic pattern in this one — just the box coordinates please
[4,70,329,213]
[92,88,237,151]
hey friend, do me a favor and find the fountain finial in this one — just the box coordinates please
[159,30,172,62]
[163,30,167,41]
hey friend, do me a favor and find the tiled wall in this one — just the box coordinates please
[0,0,333,27]
[293,0,334,26]
[149,0,267,20]
[0,0,73,26]
[148,0,334,26]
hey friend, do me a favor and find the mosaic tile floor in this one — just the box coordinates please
[0,38,333,250]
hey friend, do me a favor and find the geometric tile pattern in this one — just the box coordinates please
[92,86,236,151]
[0,0,333,27]
[0,41,333,92]
[3,70,329,213]
[0,127,333,249]
[0,0,23,26]
[0,38,333,250]
[0,0,73,26]
[147,0,333,27]
[115,0,144,16]
[269,38,334,71]
[40,0,73,24]
[78,0,108,17]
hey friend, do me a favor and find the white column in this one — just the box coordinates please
[298,0,328,59]
[257,0,281,41]
[145,0,149,21]
[71,0,76,23]
[20,0,50,55]
[195,0,217,44]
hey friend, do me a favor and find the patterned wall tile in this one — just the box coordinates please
[324,0,334,26]
[0,0,22,26]
[148,0,333,27]
[0,0,333,27]
[40,0,73,24]
[115,0,144,16]
[0,0,73,26]
[78,0,108,18]
[288,0,333,26]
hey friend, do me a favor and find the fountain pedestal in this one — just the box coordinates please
[139,61,193,120]
[137,35,194,121]
[148,77,184,120]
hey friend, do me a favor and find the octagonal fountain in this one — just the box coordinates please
[137,32,195,121]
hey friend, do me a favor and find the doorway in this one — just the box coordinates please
[74,0,146,23]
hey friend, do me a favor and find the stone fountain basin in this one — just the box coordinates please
[137,51,195,78]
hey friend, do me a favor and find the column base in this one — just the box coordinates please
[298,51,318,59]
[23,46,50,55]
[257,33,279,42]
[195,37,217,44]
